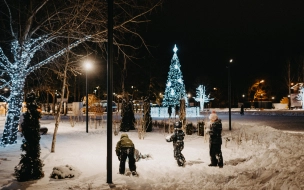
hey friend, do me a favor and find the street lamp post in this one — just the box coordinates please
[228,59,233,131]
[258,80,264,110]
[260,94,263,110]
[131,86,135,100]
[84,61,92,133]
[107,0,114,183]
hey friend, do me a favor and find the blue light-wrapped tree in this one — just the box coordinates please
[162,44,187,107]
[14,92,44,181]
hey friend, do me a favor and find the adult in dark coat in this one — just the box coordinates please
[207,111,223,168]
[115,133,137,175]
[168,105,172,118]
[240,105,244,115]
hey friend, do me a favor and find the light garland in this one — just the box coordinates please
[194,85,214,111]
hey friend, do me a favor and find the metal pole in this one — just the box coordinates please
[107,0,113,184]
[228,60,232,131]
[86,70,88,133]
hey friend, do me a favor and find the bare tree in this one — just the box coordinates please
[49,46,85,152]
[0,0,163,146]
[297,57,304,83]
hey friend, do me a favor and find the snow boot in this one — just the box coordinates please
[131,171,138,176]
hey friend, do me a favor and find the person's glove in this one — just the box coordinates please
[165,135,172,142]
[118,155,121,161]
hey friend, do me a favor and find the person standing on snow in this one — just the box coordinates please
[168,105,172,118]
[240,105,244,115]
[115,133,137,176]
[175,104,179,117]
[166,121,186,166]
[207,111,223,168]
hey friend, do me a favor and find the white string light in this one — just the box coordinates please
[1,36,91,146]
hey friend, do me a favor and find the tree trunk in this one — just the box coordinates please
[51,83,66,152]
[65,85,70,115]
[49,92,55,114]
[51,53,69,152]
[179,99,186,130]
[46,92,49,113]
[74,75,77,102]
[287,61,291,110]
[1,78,25,145]
[51,102,61,153]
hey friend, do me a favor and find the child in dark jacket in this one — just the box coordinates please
[116,133,137,175]
[166,121,186,166]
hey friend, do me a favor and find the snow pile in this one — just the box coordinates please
[220,124,304,189]
[0,116,303,190]
[50,165,80,179]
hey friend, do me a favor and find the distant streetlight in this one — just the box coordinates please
[131,86,136,100]
[96,86,100,98]
[259,80,264,109]
[228,59,233,130]
[113,92,116,102]
[107,0,114,182]
[84,60,92,133]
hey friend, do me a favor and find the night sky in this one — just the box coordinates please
[137,0,304,100]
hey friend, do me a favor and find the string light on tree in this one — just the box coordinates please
[162,44,187,107]
[1,36,90,146]
[297,87,304,109]
[194,85,214,112]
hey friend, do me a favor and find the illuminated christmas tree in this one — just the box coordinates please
[162,45,187,107]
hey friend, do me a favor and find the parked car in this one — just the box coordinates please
[100,100,118,112]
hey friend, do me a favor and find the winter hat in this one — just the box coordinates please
[209,110,218,121]
[174,121,182,128]
[120,133,129,139]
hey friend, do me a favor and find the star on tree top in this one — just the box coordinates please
[173,44,178,53]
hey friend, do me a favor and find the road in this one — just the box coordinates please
[215,113,304,132]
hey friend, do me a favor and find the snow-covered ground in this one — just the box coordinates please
[0,112,303,190]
